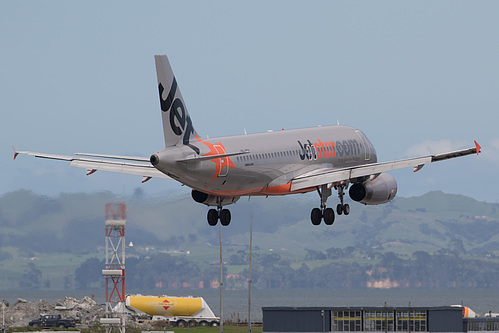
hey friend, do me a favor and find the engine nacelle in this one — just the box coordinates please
[349,173,397,205]
[191,190,240,207]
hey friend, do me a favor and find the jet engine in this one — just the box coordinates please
[349,173,397,205]
[191,190,240,207]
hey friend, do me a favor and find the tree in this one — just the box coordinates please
[449,239,466,255]
[20,262,42,289]
[74,257,104,289]
[326,247,344,260]
[305,249,326,261]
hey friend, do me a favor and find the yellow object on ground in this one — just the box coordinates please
[128,296,203,317]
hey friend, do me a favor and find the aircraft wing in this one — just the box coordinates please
[290,141,481,192]
[13,148,171,183]
[177,149,251,163]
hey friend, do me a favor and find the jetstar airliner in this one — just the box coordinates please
[14,55,481,226]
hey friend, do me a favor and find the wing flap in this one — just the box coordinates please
[291,170,351,191]
[70,161,170,179]
[73,153,150,162]
[432,142,480,162]
[13,149,73,161]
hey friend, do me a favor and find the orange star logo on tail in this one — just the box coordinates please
[195,134,236,183]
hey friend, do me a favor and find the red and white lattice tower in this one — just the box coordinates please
[100,203,126,333]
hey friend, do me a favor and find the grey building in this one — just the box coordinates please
[263,306,499,333]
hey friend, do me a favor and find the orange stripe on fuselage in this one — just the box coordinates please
[260,183,292,195]
[200,182,315,197]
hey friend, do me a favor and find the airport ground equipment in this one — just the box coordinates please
[126,295,220,327]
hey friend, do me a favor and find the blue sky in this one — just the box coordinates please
[2,1,498,202]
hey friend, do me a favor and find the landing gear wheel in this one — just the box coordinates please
[207,209,219,226]
[343,204,350,215]
[220,209,231,226]
[336,183,352,217]
[311,208,322,225]
[337,204,343,215]
[323,207,335,225]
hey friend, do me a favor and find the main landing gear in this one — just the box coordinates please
[207,197,231,226]
[310,184,349,226]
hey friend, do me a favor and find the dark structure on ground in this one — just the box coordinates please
[263,306,499,333]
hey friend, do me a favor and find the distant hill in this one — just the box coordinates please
[1,189,499,254]
[1,189,499,290]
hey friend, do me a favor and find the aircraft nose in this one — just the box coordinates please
[150,154,159,166]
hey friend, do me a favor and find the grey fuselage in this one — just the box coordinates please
[152,125,377,197]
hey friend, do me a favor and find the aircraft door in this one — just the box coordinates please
[356,130,371,161]
[214,145,229,177]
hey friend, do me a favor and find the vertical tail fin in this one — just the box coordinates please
[154,55,199,153]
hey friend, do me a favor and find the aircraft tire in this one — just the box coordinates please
[323,207,335,225]
[311,208,322,225]
[207,209,219,226]
[220,209,231,226]
[336,204,343,215]
[343,204,350,215]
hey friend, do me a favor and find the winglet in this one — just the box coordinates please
[12,146,19,160]
[474,140,481,155]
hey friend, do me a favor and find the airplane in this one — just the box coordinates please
[14,54,481,227]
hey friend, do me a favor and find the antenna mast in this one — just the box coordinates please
[100,203,127,333]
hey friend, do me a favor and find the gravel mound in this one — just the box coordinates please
[3,297,105,328]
